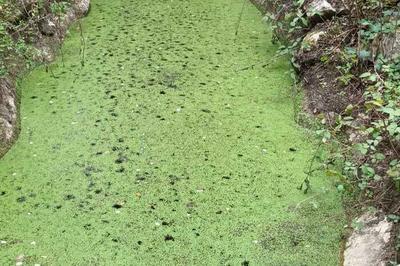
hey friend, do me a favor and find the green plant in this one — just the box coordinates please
[337,48,358,85]
[50,1,70,16]
[326,6,400,198]
[0,0,76,77]
[265,0,400,204]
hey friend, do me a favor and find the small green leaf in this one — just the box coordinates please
[360,72,371,78]
[337,184,345,192]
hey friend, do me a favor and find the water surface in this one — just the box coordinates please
[0,0,344,264]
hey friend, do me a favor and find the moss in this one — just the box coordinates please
[0,0,344,264]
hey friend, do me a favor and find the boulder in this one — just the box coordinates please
[74,0,90,17]
[344,212,393,266]
[301,29,326,51]
[304,0,337,23]
[39,17,57,36]
[295,27,328,67]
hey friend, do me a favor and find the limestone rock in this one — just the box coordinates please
[344,212,393,266]
[0,78,18,143]
[74,0,90,16]
[295,27,328,67]
[304,0,336,23]
[39,17,57,36]
[301,29,326,51]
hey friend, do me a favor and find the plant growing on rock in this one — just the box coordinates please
[0,0,74,77]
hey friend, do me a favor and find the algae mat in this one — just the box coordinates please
[0,0,344,264]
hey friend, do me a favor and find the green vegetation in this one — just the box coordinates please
[321,8,400,203]
[0,0,344,264]
[263,0,400,208]
[0,0,73,76]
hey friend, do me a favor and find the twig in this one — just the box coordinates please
[291,76,301,122]
[235,0,247,38]
[298,141,323,194]
[78,21,86,66]
[236,61,271,72]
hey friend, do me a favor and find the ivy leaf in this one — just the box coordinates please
[388,169,400,178]
[297,0,305,6]
[300,17,309,27]
[381,107,400,118]
[337,184,345,192]
[359,19,371,26]
[358,50,371,60]
[373,175,382,181]
[356,144,369,155]
[360,72,371,78]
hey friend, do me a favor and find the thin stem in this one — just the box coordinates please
[235,0,247,37]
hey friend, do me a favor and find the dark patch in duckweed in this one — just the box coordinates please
[83,224,92,230]
[112,203,123,209]
[164,235,175,241]
[161,221,172,226]
[115,167,125,173]
[16,196,26,203]
[64,194,75,201]
[83,165,99,177]
[115,154,128,164]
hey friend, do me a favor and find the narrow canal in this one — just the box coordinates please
[0,0,344,264]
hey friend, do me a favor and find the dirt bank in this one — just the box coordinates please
[0,0,90,157]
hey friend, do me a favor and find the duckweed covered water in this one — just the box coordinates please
[0,0,345,264]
